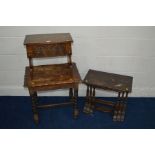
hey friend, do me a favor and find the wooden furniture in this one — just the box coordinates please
[24,33,81,124]
[83,69,133,122]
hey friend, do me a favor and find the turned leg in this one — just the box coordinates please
[69,88,73,98]
[113,91,128,122]
[120,92,128,122]
[91,87,96,111]
[73,87,79,119]
[29,90,39,125]
[117,92,125,121]
[113,92,121,121]
[69,88,73,100]
[83,85,94,114]
[88,86,93,113]
[83,85,90,114]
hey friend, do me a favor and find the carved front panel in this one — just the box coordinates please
[27,43,71,58]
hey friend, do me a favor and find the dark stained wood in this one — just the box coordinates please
[95,106,113,113]
[24,33,81,124]
[113,91,128,122]
[28,90,39,124]
[91,87,96,110]
[24,33,73,58]
[83,86,91,114]
[24,33,73,45]
[37,102,73,109]
[83,69,133,122]
[26,43,72,58]
[24,63,81,88]
[84,69,133,93]
[73,88,79,119]
[94,98,114,106]
[69,88,73,99]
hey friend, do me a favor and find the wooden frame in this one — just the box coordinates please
[24,33,81,124]
[83,69,133,122]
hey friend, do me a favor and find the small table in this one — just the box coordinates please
[24,33,81,124]
[83,69,133,122]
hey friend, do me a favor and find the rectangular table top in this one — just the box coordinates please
[83,69,133,93]
[24,33,73,45]
[24,63,81,88]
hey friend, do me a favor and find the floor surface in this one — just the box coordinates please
[0,97,155,129]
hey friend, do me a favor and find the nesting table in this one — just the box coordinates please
[24,33,81,124]
[83,69,133,122]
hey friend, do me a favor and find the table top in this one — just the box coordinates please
[24,33,73,45]
[24,63,81,88]
[83,69,133,92]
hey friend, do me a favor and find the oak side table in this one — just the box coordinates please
[83,69,133,122]
[24,33,81,124]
